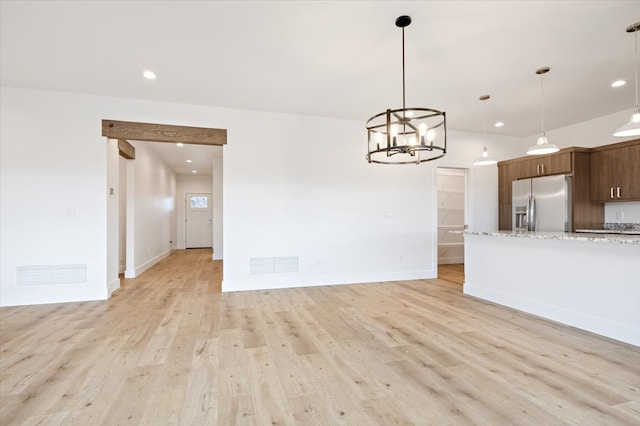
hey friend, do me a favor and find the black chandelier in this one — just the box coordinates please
[366,15,447,164]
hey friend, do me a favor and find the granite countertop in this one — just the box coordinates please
[460,230,640,245]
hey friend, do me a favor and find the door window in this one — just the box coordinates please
[190,196,208,209]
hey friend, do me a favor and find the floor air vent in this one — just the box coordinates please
[250,257,298,274]
[17,264,87,286]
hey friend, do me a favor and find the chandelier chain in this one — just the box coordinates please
[402,27,406,112]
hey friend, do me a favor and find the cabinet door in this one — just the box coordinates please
[498,163,515,205]
[499,204,512,231]
[498,163,517,230]
[616,143,640,200]
[591,143,640,202]
[544,152,572,175]
[515,153,570,178]
[516,158,539,178]
[590,150,615,202]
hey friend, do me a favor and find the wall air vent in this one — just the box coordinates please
[250,257,298,274]
[16,264,87,286]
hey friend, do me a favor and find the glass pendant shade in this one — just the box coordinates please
[613,110,640,137]
[474,95,497,166]
[527,67,559,156]
[615,22,640,137]
[527,134,559,155]
[474,146,497,165]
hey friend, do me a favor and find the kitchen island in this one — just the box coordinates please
[463,231,640,346]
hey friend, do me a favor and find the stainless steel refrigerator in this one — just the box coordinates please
[512,175,572,232]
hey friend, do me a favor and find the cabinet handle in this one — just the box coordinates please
[617,187,621,198]
[610,187,615,198]
[542,164,545,174]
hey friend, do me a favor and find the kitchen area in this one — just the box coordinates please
[463,139,640,347]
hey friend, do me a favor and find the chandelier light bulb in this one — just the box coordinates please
[427,129,435,144]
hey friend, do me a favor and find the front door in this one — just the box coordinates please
[185,193,213,248]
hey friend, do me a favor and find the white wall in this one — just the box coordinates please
[213,155,223,260]
[124,141,176,278]
[544,109,640,224]
[0,89,109,306]
[118,155,128,274]
[176,174,213,250]
[106,139,119,295]
[438,129,525,232]
[0,86,523,305]
[544,109,639,148]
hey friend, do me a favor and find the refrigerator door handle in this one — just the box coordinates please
[528,196,536,232]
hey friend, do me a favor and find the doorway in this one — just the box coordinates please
[436,167,467,268]
[104,120,226,289]
[185,193,213,248]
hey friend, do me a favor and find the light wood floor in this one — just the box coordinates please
[1,250,639,425]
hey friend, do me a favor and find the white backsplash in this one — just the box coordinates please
[604,201,640,224]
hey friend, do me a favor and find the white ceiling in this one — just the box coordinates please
[135,141,221,176]
[1,1,639,139]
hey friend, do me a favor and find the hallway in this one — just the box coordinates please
[1,250,638,424]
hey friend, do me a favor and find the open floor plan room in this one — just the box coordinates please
[1,249,638,425]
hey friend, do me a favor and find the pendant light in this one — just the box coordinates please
[527,67,559,155]
[614,22,640,137]
[366,15,447,164]
[474,95,497,166]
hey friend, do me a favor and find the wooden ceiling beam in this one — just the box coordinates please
[102,120,227,146]
[117,139,135,159]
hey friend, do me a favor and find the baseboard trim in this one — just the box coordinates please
[126,249,171,279]
[108,278,120,297]
[463,282,639,347]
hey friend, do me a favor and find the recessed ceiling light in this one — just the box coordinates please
[611,80,626,88]
[186,159,192,163]
[143,70,156,80]
[192,170,197,174]
[494,121,504,128]
[176,143,184,147]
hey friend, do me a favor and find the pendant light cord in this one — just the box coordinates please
[483,99,487,136]
[402,26,406,112]
[635,28,638,110]
[540,72,545,134]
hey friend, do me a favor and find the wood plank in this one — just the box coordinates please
[1,248,639,424]
[102,119,226,145]
[117,138,135,159]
